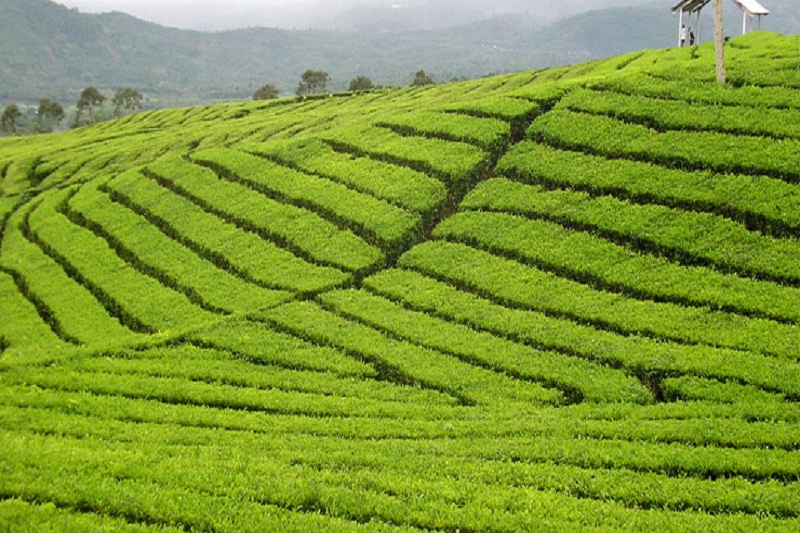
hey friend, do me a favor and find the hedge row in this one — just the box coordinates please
[69,178,292,315]
[435,208,800,357]
[463,177,800,288]
[530,109,800,182]
[558,88,800,140]
[107,169,352,293]
[191,148,421,250]
[1,202,142,347]
[189,318,376,378]
[587,75,758,107]
[321,125,489,186]
[145,155,382,274]
[3,409,799,525]
[497,141,800,238]
[376,111,511,152]
[319,288,652,404]
[244,139,446,214]
[257,301,564,407]
[27,187,216,334]
[61,345,453,406]
[395,243,800,398]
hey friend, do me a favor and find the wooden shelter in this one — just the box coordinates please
[672,0,769,45]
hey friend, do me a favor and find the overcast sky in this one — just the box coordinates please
[56,0,295,8]
[54,0,406,30]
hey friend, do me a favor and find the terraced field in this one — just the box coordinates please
[1,32,799,530]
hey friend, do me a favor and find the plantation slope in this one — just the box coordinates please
[2,32,800,531]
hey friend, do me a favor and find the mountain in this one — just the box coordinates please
[58,0,651,32]
[2,0,797,106]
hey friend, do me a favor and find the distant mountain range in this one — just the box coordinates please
[2,0,797,107]
[55,0,650,32]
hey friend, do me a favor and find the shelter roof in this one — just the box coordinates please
[672,0,711,13]
[672,0,769,15]
[731,0,769,15]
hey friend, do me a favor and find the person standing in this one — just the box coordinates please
[680,24,689,46]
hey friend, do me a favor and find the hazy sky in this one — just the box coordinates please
[53,1,653,32]
[54,0,394,30]
[56,0,298,8]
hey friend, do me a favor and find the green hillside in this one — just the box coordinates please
[2,32,800,530]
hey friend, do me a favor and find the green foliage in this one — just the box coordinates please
[296,69,330,96]
[529,108,800,181]
[253,83,280,100]
[75,86,106,126]
[348,76,374,92]
[434,208,800,357]
[319,288,652,404]
[191,147,421,251]
[498,141,800,238]
[411,70,435,86]
[559,88,800,140]
[36,98,65,132]
[1,33,800,531]
[107,166,352,294]
[257,301,563,407]
[112,87,143,117]
[462,177,800,287]
[244,139,447,215]
[378,111,511,152]
[323,125,489,186]
[1,104,22,134]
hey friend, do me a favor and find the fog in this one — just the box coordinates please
[55,0,650,31]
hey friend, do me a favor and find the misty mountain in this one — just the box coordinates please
[2,0,797,107]
[294,0,652,32]
[62,0,653,32]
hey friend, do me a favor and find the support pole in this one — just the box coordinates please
[743,11,747,34]
[696,10,702,44]
[714,0,726,84]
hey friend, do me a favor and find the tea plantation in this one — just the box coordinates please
[1,32,799,531]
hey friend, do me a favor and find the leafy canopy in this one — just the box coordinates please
[76,86,106,126]
[411,70,435,86]
[253,84,280,100]
[296,70,330,96]
[1,104,22,133]
[349,76,375,92]
[37,98,65,132]
[112,87,143,116]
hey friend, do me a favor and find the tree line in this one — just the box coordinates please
[3,69,437,135]
[253,69,436,100]
[1,86,143,136]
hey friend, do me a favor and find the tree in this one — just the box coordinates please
[411,70,435,87]
[76,86,106,126]
[348,75,374,92]
[1,104,22,134]
[37,98,65,132]
[112,87,143,117]
[296,70,330,96]
[713,0,726,85]
[253,84,280,100]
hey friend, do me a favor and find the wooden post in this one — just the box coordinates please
[696,10,702,44]
[714,0,726,84]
